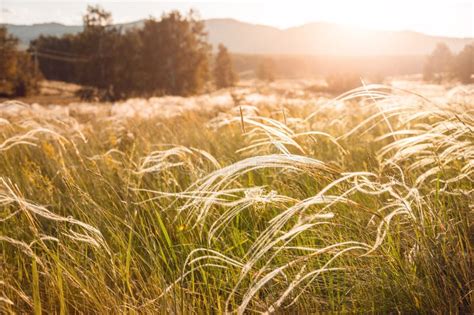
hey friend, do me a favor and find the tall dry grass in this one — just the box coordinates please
[0,82,472,313]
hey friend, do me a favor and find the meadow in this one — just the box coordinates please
[0,80,473,314]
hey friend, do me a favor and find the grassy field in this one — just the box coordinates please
[0,81,473,314]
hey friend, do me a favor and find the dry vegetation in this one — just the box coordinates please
[0,80,473,313]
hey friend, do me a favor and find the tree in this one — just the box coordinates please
[454,44,474,83]
[0,27,39,97]
[423,43,453,82]
[31,34,81,83]
[107,30,143,98]
[77,5,120,92]
[0,27,19,92]
[83,5,113,29]
[257,58,276,82]
[213,43,237,89]
[30,5,119,91]
[31,6,129,99]
[139,10,211,96]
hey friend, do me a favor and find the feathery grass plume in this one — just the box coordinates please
[0,81,472,313]
[0,127,68,152]
[169,84,472,313]
[136,145,220,175]
[0,177,108,252]
[177,154,340,226]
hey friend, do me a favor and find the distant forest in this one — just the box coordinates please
[29,6,230,99]
[1,5,473,100]
[232,54,425,79]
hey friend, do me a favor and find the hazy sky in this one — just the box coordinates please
[1,0,473,38]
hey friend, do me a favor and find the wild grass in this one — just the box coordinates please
[0,82,473,314]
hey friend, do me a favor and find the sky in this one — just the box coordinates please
[1,0,473,38]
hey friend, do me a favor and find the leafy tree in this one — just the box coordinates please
[454,44,474,83]
[31,5,116,89]
[139,10,211,96]
[30,34,79,83]
[0,27,39,96]
[77,6,119,91]
[14,52,41,96]
[83,5,113,29]
[0,27,19,92]
[107,30,143,98]
[423,43,453,82]
[257,58,276,82]
[213,43,237,89]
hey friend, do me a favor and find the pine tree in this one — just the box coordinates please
[213,43,236,89]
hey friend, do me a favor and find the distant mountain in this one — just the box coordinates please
[3,18,473,55]
[205,19,473,55]
[4,23,83,48]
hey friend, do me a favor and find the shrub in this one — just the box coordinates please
[325,73,361,94]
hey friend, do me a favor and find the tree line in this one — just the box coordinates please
[1,3,276,100]
[424,42,474,83]
[29,6,237,99]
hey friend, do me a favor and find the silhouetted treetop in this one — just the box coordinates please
[83,5,113,29]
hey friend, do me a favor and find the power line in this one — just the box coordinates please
[33,51,90,63]
[32,47,88,59]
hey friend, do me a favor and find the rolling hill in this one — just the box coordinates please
[3,18,473,55]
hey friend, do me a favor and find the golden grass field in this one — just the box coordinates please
[0,80,473,313]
